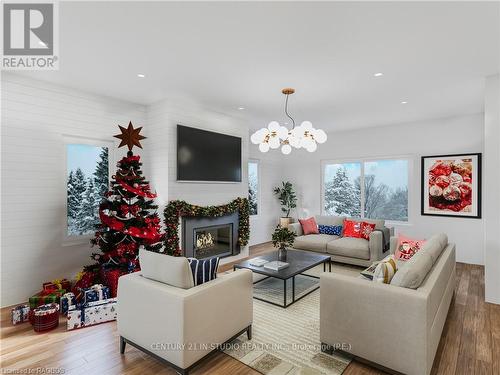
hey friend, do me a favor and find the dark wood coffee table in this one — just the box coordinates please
[233,249,331,308]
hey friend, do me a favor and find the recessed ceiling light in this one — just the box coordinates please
[374,72,383,77]
[238,107,245,110]
[401,101,408,104]
[137,73,145,78]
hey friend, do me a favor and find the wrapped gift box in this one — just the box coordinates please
[11,304,30,325]
[60,292,77,315]
[29,289,66,309]
[43,278,71,292]
[67,298,117,331]
[31,303,59,332]
[78,284,110,307]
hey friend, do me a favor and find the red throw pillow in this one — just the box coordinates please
[395,235,426,261]
[360,222,376,240]
[299,217,319,235]
[343,219,361,238]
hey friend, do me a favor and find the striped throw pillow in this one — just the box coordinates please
[187,257,220,286]
[373,255,398,284]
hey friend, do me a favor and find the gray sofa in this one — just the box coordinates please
[288,215,393,267]
[320,233,455,375]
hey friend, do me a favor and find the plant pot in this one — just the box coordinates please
[278,247,287,262]
[279,217,293,228]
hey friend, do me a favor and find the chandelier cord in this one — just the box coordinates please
[284,94,296,129]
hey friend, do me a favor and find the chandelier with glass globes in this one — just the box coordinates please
[251,88,327,154]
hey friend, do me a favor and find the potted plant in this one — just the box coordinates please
[273,181,297,227]
[272,225,296,261]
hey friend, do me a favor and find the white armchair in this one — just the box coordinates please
[117,269,253,374]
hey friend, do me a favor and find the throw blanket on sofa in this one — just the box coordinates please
[375,228,391,252]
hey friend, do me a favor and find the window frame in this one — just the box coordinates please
[248,158,260,217]
[321,155,413,225]
[62,135,114,246]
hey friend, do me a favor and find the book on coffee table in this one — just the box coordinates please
[249,258,268,267]
[263,261,289,271]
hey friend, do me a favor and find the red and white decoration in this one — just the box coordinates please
[422,153,481,218]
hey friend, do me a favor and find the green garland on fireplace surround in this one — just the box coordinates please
[163,197,250,256]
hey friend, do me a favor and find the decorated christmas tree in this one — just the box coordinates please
[78,122,163,295]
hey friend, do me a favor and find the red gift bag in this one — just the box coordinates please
[101,269,127,298]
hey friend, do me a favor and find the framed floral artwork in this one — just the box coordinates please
[421,153,481,218]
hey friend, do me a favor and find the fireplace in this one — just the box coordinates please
[182,212,240,259]
[194,224,232,258]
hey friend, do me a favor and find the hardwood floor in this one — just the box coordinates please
[1,243,499,375]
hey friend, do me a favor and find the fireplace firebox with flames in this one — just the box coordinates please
[182,212,240,259]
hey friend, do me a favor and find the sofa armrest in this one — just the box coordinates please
[320,272,428,375]
[288,222,303,236]
[389,236,398,255]
[368,230,384,261]
[183,269,253,349]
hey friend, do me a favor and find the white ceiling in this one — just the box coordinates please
[17,1,500,131]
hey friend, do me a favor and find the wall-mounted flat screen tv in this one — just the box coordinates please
[177,125,242,182]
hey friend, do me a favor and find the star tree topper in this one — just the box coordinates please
[114,121,146,151]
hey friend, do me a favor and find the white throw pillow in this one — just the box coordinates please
[139,250,194,289]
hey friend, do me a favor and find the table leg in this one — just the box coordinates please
[292,276,295,303]
[323,262,326,272]
[329,260,331,272]
[283,279,287,307]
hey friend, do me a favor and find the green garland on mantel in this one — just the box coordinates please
[163,197,250,256]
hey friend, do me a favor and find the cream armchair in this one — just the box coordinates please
[117,269,253,374]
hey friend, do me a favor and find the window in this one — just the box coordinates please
[66,143,109,236]
[323,159,409,222]
[364,160,408,221]
[248,160,259,216]
[324,162,361,217]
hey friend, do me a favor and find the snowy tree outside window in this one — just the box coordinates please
[67,144,109,236]
[248,161,259,216]
[323,159,409,222]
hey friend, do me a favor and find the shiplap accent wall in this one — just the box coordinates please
[1,73,147,307]
[145,99,252,263]
[146,99,249,206]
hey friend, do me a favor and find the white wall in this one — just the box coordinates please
[278,113,485,265]
[1,73,147,307]
[248,149,283,246]
[484,74,500,304]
